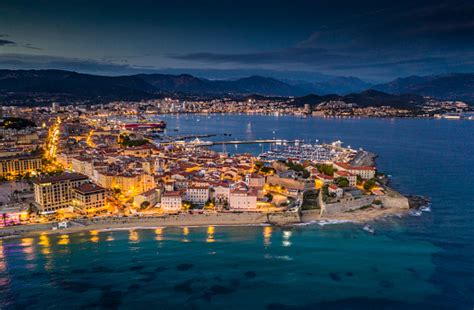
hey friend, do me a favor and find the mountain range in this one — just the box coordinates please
[0,69,473,106]
[290,90,426,109]
[372,73,474,102]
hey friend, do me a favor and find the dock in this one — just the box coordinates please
[154,139,299,147]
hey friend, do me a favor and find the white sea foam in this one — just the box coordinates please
[420,205,432,212]
[264,254,293,261]
[97,226,165,232]
[316,219,354,226]
[409,210,423,217]
[294,219,354,226]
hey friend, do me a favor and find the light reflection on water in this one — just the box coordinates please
[155,228,164,241]
[1,115,473,308]
[263,226,272,246]
[181,227,190,243]
[206,226,215,243]
[0,224,442,309]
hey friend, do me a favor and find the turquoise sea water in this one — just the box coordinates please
[1,115,474,309]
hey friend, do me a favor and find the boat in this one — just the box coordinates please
[189,138,213,146]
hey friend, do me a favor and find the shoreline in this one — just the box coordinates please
[0,206,416,239]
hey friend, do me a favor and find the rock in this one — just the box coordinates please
[407,195,431,209]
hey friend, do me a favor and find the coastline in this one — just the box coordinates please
[0,206,414,239]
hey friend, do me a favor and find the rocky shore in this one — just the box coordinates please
[407,195,431,209]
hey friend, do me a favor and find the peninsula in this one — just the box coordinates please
[0,107,421,238]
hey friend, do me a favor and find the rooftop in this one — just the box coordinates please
[0,153,41,161]
[74,183,105,195]
[162,191,182,197]
[34,172,89,184]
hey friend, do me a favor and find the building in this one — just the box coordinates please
[334,170,357,187]
[161,191,182,212]
[245,174,266,188]
[71,157,95,177]
[328,184,344,198]
[33,173,89,214]
[333,162,376,180]
[212,183,231,205]
[185,185,209,206]
[0,154,42,178]
[229,186,257,210]
[133,188,160,209]
[72,183,106,213]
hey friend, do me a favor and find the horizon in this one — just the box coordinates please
[1,1,474,83]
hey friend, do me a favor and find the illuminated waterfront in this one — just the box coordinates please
[1,115,473,308]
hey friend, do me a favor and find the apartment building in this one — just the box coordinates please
[33,172,89,214]
[0,154,42,177]
[72,183,106,213]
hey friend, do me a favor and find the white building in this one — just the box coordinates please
[185,186,209,206]
[229,186,257,210]
[333,162,375,180]
[161,191,182,212]
[212,183,231,205]
[328,184,344,198]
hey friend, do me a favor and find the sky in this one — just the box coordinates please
[1,0,474,82]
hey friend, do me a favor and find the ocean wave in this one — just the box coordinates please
[317,219,354,226]
[295,219,354,226]
[409,210,423,217]
[96,223,270,231]
[97,226,165,232]
[420,205,432,212]
[264,254,293,261]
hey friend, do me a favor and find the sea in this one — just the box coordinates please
[1,115,473,309]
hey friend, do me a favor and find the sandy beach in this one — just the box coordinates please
[0,207,412,239]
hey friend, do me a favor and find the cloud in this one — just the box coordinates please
[0,34,41,50]
[169,1,474,81]
[23,43,42,50]
[0,39,16,46]
[171,48,345,65]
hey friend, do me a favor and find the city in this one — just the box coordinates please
[0,103,414,235]
[1,0,473,309]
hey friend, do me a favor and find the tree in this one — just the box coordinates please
[260,166,276,174]
[363,178,377,191]
[204,200,215,210]
[301,169,310,179]
[140,201,150,209]
[182,202,191,212]
[316,164,336,176]
[254,161,264,170]
[335,177,349,187]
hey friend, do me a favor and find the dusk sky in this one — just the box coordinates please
[1,0,474,82]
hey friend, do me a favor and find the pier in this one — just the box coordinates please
[209,139,297,145]
[153,139,299,147]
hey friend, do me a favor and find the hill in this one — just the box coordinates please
[291,90,426,109]
[136,74,303,96]
[0,69,158,104]
[292,76,372,95]
[372,73,474,103]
